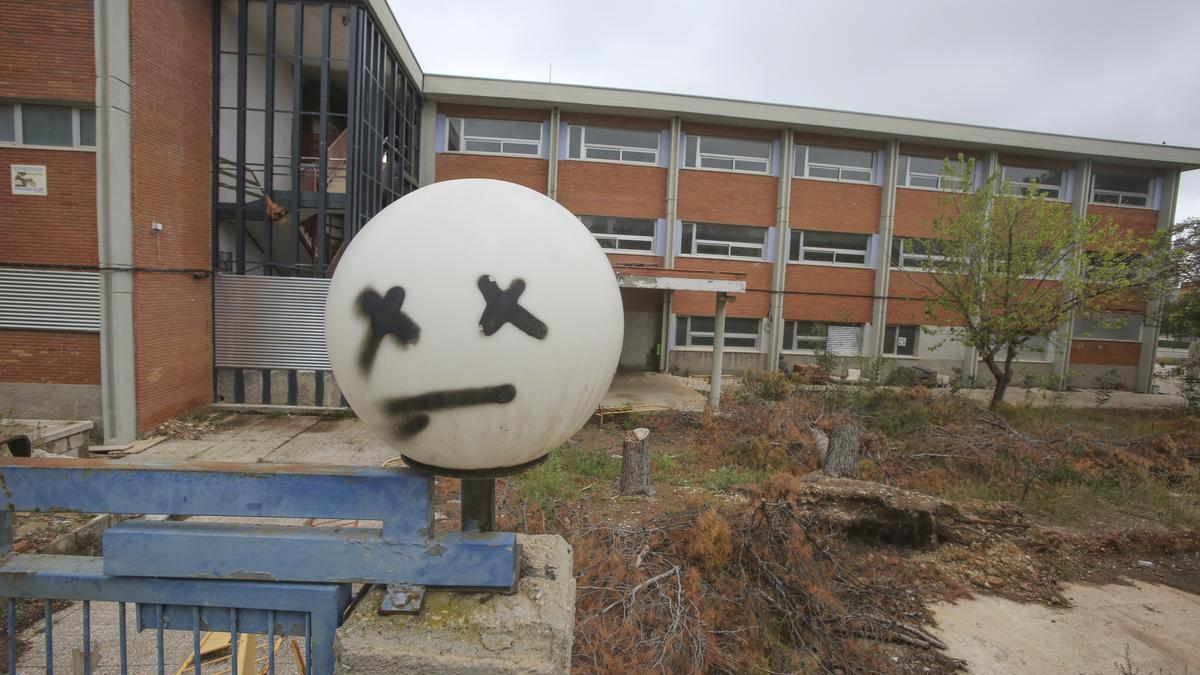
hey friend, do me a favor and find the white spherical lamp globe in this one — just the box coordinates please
[325,179,623,473]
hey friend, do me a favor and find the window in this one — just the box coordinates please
[783,321,863,354]
[567,125,660,164]
[1073,314,1142,342]
[1091,173,1152,207]
[795,145,875,183]
[891,237,949,270]
[789,230,870,266]
[676,316,761,350]
[1001,165,1065,199]
[684,135,771,173]
[0,103,95,148]
[579,215,655,253]
[897,155,968,191]
[446,117,542,156]
[883,325,919,356]
[680,222,767,259]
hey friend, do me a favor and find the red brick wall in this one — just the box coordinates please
[620,288,661,312]
[673,258,772,318]
[0,0,94,102]
[436,154,549,194]
[129,0,214,433]
[0,148,98,266]
[894,188,949,238]
[678,171,776,226]
[1087,204,1159,236]
[0,331,100,385]
[1070,340,1140,366]
[782,266,874,323]
[790,179,879,234]
[439,104,547,123]
[558,161,666,219]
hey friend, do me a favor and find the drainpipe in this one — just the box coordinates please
[546,107,560,200]
[1137,168,1180,393]
[1053,159,1092,386]
[709,293,728,409]
[766,129,794,371]
[96,0,138,443]
[660,117,682,373]
[869,138,900,357]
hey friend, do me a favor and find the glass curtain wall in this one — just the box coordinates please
[214,0,421,277]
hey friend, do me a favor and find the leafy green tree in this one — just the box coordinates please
[901,158,1179,408]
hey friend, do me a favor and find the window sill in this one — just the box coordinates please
[563,156,664,169]
[781,350,863,357]
[1087,201,1156,211]
[792,174,878,188]
[1071,337,1142,344]
[440,149,545,160]
[881,354,919,360]
[601,248,657,257]
[788,260,872,270]
[897,184,968,195]
[672,346,763,354]
[0,143,96,153]
[678,253,768,263]
[681,166,774,178]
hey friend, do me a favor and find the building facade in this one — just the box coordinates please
[1,0,1198,442]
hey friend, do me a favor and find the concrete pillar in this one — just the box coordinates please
[766,129,794,371]
[658,290,672,373]
[664,117,681,270]
[1136,168,1180,393]
[418,100,437,187]
[546,107,561,200]
[96,0,138,443]
[334,534,575,674]
[1052,159,1093,386]
[868,138,900,358]
[709,293,728,409]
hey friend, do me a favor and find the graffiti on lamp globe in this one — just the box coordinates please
[325,179,624,474]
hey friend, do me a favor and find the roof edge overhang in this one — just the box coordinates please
[362,0,424,90]
[424,74,1200,170]
[614,266,747,293]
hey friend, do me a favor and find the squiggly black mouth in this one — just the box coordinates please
[384,384,516,438]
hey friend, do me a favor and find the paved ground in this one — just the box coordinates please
[932,581,1200,673]
[962,386,1186,409]
[601,371,708,410]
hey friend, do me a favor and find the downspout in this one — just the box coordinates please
[766,129,794,370]
[546,107,560,200]
[659,116,681,372]
[96,0,138,443]
[869,138,900,357]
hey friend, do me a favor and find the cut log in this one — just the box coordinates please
[821,422,863,479]
[619,428,654,496]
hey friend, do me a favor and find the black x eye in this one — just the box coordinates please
[357,286,420,373]
[477,275,548,340]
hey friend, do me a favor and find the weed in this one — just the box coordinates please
[736,369,794,402]
[1093,369,1121,407]
[513,444,621,508]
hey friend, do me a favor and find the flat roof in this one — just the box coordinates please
[424,74,1200,170]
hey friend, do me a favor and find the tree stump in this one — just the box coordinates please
[816,423,863,479]
[619,428,654,496]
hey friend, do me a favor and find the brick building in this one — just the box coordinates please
[2,0,1198,442]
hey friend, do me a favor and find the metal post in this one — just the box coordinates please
[461,478,495,532]
[709,292,728,409]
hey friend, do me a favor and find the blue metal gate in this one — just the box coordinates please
[0,458,518,674]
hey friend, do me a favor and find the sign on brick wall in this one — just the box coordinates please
[11,164,47,196]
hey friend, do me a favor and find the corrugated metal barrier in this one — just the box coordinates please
[0,267,100,332]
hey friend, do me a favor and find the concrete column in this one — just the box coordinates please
[664,117,681,269]
[960,150,1000,384]
[709,293,728,409]
[546,107,560,200]
[418,100,437,187]
[1052,159,1093,386]
[868,138,900,357]
[1136,168,1180,393]
[766,129,794,371]
[658,290,672,372]
[96,0,138,443]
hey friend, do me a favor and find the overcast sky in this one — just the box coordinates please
[389,0,1200,221]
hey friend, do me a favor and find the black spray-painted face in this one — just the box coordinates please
[355,276,547,438]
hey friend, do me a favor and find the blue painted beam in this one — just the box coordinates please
[103,521,520,590]
[136,604,308,637]
[0,458,433,538]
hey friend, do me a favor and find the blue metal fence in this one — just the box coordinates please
[0,458,519,674]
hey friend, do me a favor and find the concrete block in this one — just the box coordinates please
[215,368,234,404]
[243,369,263,405]
[270,370,289,406]
[335,534,574,674]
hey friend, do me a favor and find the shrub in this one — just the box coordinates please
[1093,369,1121,407]
[737,369,794,402]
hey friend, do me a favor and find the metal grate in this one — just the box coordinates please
[214,274,331,370]
[0,267,100,332]
[1073,313,1143,342]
